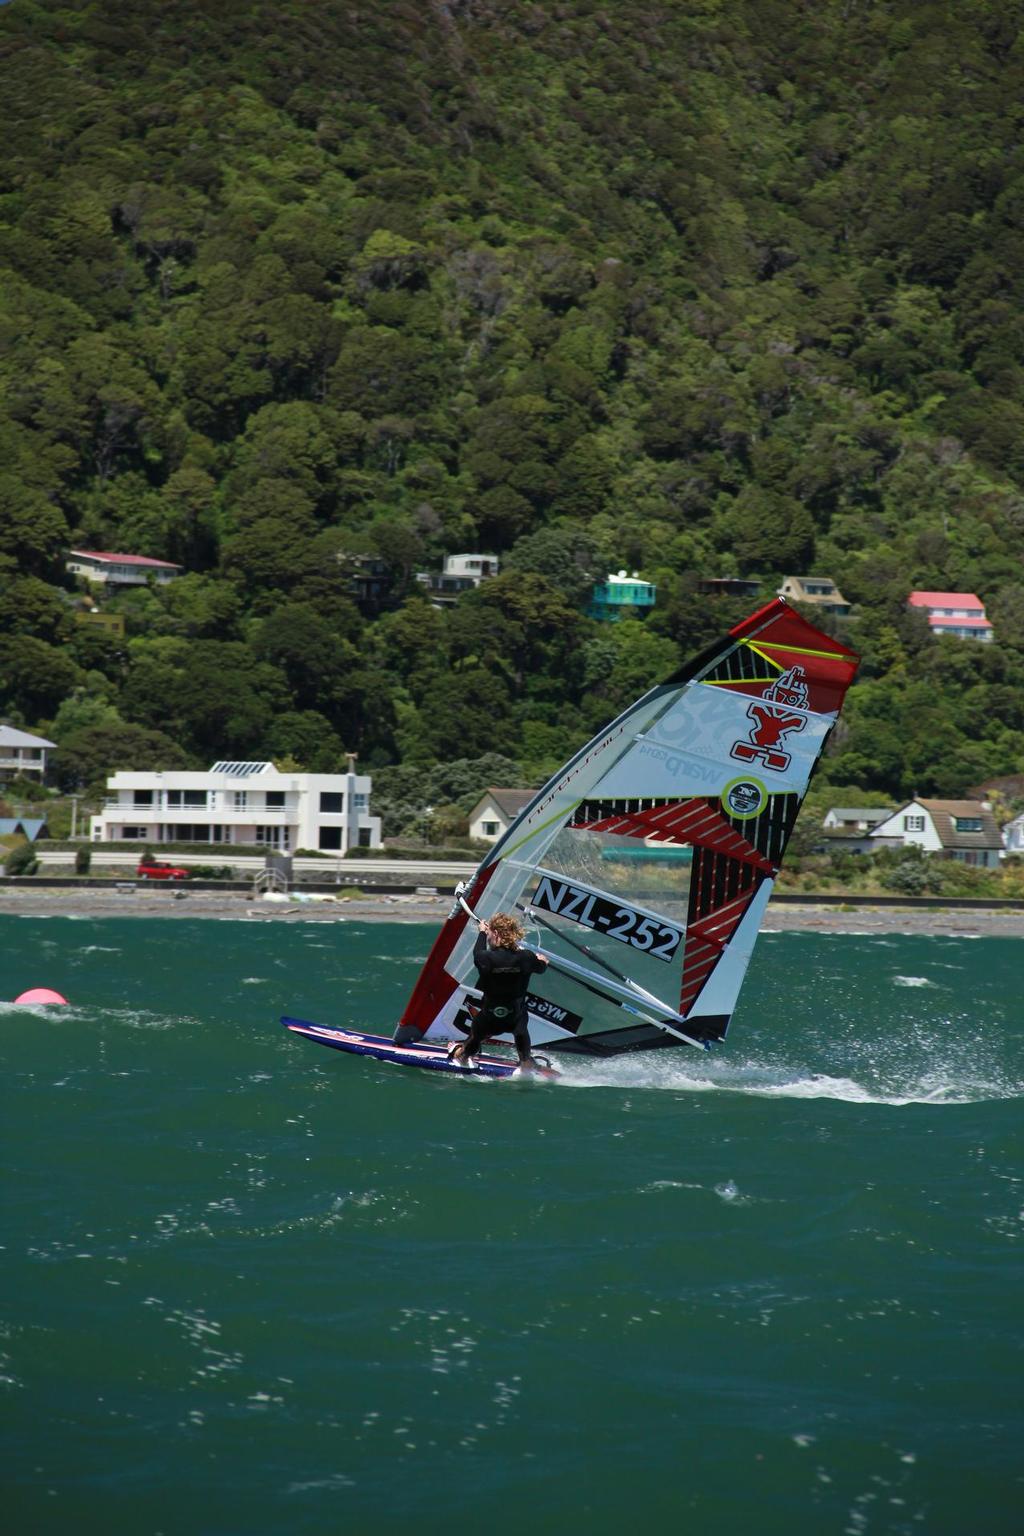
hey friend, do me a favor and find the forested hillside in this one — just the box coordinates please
[2,0,1024,805]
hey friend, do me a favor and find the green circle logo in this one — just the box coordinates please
[723,776,767,819]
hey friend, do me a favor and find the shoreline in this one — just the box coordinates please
[1,885,1023,936]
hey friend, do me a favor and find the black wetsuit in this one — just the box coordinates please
[464,930,546,1062]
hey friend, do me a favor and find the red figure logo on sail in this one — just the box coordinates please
[729,666,809,773]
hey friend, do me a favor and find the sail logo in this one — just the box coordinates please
[723,776,767,819]
[638,743,718,784]
[729,667,809,773]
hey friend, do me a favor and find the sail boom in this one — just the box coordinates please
[534,945,692,1030]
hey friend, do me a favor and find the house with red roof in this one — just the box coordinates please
[67,550,181,588]
[908,591,993,642]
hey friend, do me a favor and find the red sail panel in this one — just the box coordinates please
[577,798,776,874]
[727,600,859,714]
[398,862,498,1036]
[680,882,762,1016]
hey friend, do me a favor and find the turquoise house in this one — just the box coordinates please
[588,570,657,622]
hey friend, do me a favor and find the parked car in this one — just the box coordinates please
[137,859,190,881]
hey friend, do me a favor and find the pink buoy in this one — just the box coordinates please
[13,987,68,1005]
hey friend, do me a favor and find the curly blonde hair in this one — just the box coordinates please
[486,913,524,949]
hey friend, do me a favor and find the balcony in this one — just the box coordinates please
[99,801,297,825]
[0,754,46,774]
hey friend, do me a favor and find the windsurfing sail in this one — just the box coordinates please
[397,599,858,1057]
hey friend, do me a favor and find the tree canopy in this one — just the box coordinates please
[2,0,1024,802]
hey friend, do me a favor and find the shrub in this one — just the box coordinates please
[881,858,928,896]
[74,845,91,875]
[5,841,39,876]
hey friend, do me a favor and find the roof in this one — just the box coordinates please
[875,799,1002,850]
[781,575,848,601]
[0,725,56,748]
[600,570,655,588]
[908,591,986,608]
[69,549,181,570]
[925,614,992,630]
[968,775,1024,800]
[826,807,892,821]
[209,761,273,776]
[0,818,49,840]
[477,787,536,819]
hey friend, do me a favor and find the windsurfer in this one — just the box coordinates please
[449,913,548,1070]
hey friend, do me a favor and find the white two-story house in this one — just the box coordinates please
[90,761,382,855]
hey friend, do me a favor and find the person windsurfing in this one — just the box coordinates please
[449,913,548,1070]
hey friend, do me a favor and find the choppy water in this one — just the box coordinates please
[2,917,1022,1534]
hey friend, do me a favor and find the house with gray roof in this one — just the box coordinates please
[0,725,56,783]
[818,806,895,855]
[822,807,892,832]
[468,787,535,843]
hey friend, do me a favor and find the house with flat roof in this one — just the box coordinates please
[697,577,763,598]
[90,761,382,855]
[778,576,850,614]
[869,799,1003,867]
[416,553,500,607]
[908,591,993,642]
[75,609,126,637]
[588,571,656,622]
[468,787,535,843]
[67,550,181,588]
[0,725,56,782]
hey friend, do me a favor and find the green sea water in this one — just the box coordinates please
[2,915,1021,1536]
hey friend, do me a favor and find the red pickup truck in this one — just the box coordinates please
[137,859,190,881]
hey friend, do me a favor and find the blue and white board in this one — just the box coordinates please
[281,1018,558,1080]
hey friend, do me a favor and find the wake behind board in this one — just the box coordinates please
[281,1018,559,1080]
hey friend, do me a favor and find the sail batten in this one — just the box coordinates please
[396,599,858,1058]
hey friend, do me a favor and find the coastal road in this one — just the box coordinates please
[35,850,479,882]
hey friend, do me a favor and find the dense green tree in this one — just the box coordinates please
[1,0,1024,806]
[53,721,195,792]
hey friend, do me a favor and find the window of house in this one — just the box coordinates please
[120,826,146,840]
[903,815,925,832]
[954,817,982,832]
[319,826,343,851]
[482,820,499,836]
[358,827,372,848]
[320,792,344,814]
[133,790,153,806]
[233,791,248,809]
[167,790,208,808]
[354,793,368,810]
[265,791,285,809]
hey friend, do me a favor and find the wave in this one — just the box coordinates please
[559,1055,1021,1105]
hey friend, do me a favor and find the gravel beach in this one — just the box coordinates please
[1,884,1023,936]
